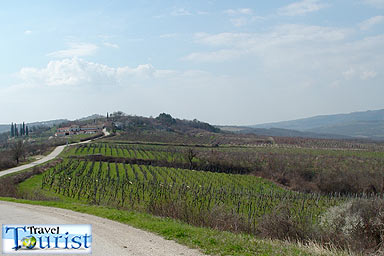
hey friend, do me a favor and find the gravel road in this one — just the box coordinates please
[0,129,109,178]
[0,201,205,256]
[1,129,205,255]
[0,145,66,178]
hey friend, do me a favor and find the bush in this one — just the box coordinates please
[256,203,315,242]
[320,199,384,253]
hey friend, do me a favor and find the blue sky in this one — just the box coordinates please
[0,0,383,125]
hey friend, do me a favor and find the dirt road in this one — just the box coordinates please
[0,129,109,178]
[0,201,204,256]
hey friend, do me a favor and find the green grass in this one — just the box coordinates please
[0,196,342,256]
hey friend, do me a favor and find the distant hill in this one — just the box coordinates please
[28,119,69,127]
[0,125,10,134]
[0,119,68,134]
[218,126,351,139]
[76,114,105,121]
[251,109,384,140]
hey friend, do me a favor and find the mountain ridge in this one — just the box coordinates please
[251,109,384,140]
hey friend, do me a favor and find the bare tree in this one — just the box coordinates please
[11,140,25,164]
[185,148,197,169]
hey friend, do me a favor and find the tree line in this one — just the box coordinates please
[10,122,29,137]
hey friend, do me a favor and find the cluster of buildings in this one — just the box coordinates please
[55,125,103,136]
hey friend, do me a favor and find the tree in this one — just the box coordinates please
[19,124,23,136]
[185,148,197,169]
[11,140,25,164]
[22,122,25,136]
[156,113,176,126]
[26,125,29,136]
[11,122,14,137]
[15,124,19,137]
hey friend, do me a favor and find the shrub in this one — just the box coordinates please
[256,203,315,242]
[320,199,384,253]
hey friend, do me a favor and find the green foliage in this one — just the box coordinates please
[42,159,342,234]
[156,113,176,126]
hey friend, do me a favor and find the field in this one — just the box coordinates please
[13,135,384,254]
[41,158,343,234]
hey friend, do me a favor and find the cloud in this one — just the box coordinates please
[229,17,248,27]
[4,57,241,125]
[224,8,253,15]
[185,24,351,62]
[359,15,384,30]
[278,0,328,16]
[24,30,32,35]
[343,68,378,80]
[103,42,119,49]
[362,0,384,8]
[361,70,377,80]
[184,49,242,62]
[223,8,263,27]
[183,25,383,98]
[159,33,178,39]
[16,58,211,89]
[171,8,191,16]
[342,68,356,79]
[47,43,98,58]
[197,11,209,15]
[19,58,114,87]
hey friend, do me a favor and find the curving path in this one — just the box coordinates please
[0,129,109,178]
[0,201,204,256]
[0,129,205,255]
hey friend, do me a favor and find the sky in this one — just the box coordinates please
[0,0,383,125]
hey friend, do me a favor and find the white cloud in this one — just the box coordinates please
[343,68,356,79]
[19,58,114,87]
[47,43,98,58]
[278,0,328,16]
[184,49,242,62]
[171,8,191,16]
[360,70,377,80]
[224,8,253,15]
[359,15,384,30]
[223,8,263,27]
[229,17,248,27]
[362,0,384,8]
[343,68,377,80]
[197,11,209,15]
[16,58,214,89]
[103,42,119,48]
[186,24,351,62]
[24,30,32,35]
[183,25,383,99]
[159,33,178,39]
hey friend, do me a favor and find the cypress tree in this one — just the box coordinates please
[22,122,25,136]
[15,124,19,137]
[11,122,14,137]
[26,126,29,136]
[19,124,23,137]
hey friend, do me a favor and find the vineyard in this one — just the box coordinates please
[64,143,189,163]
[41,158,346,234]
[65,142,384,161]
